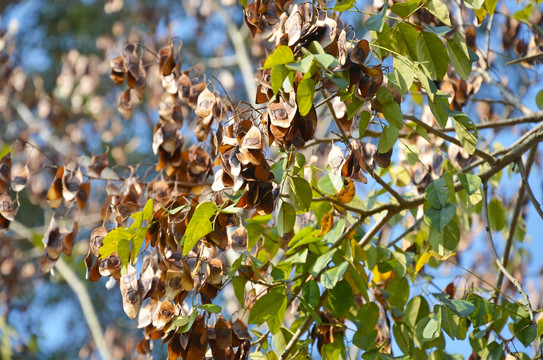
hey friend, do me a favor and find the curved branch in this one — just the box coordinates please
[481,182,535,323]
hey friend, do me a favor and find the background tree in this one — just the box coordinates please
[0,0,543,359]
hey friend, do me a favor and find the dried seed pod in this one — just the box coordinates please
[166,267,184,301]
[62,170,82,202]
[62,221,78,256]
[350,39,370,65]
[90,225,107,256]
[87,153,109,178]
[186,315,208,360]
[76,182,91,211]
[46,166,64,209]
[230,226,248,253]
[231,317,251,347]
[41,217,65,273]
[120,265,141,319]
[110,55,126,85]
[119,89,134,119]
[0,153,11,193]
[11,165,28,192]
[214,315,232,350]
[155,299,175,330]
[0,194,15,222]
[206,258,224,285]
[195,87,216,119]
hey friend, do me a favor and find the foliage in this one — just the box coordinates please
[1,0,543,359]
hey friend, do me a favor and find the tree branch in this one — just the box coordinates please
[516,156,543,221]
[9,221,112,360]
[404,114,497,164]
[481,183,535,323]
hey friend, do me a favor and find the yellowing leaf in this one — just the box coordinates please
[415,252,432,274]
[372,266,393,285]
[337,180,355,204]
[319,210,334,236]
[429,250,456,261]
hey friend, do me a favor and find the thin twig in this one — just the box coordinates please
[476,68,535,116]
[404,114,497,164]
[506,52,543,66]
[516,156,543,220]
[481,182,535,322]
[494,146,537,304]
[358,211,393,248]
[372,173,405,205]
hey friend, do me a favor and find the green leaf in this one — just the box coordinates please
[142,198,153,220]
[347,97,364,120]
[366,3,387,32]
[264,46,295,68]
[513,4,533,24]
[423,308,442,340]
[324,218,346,244]
[271,65,290,95]
[536,89,543,110]
[488,198,506,231]
[447,32,473,80]
[458,173,481,195]
[248,287,287,334]
[318,173,343,196]
[310,249,337,277]
[416,31,449,80]
[376,87,403,129]
[463,0,484,9]
[232,276,247,304]
[429,93,451,128]
[388,276,410,308]
[270,159,285,184]
[239,0,248,9]
[425,177,449,209]
[325,73,350,91]
[327,279,354,317]
[393,57,414,94]
[130,228,146,263]
[426,0,451,26]
[183,201,217,256]
[453,115,478,154]
[356,302,381,334]
[424,202,456,231]
[435,295,476,317]
[289,177,312,211]
[117,238,130,265]
[99,227,131,259]
[196,304,222,314]
[378,126,399,153]
[404,296,430,329]
[439,305,468,340]
[302,280,321,309]
[389,23,419,61]
[276,201,296,235]
[286,55,314,73]
[177,311,198,333]
[293,153,305,176]
[322,261,349,289]
[314,54,338,69]
[297,78,315,116]
[359,111,371,138]
[334,0,356,12]
[429,219,460,256]
[467,294,494,328]
[391,0,420,18]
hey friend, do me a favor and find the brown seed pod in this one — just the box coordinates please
[120,265,141,319]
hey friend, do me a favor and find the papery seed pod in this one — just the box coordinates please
[120,265,140,319]
[87,153,109,178]
[110,55,126,85]
[231,317,251,347]
[41,217,64,273]
[214,315,232,350]
[0,194,15,222]
[186,316,208,360]
[62,170,82,202]
[11,165,28,192]
[230,226,248,253]
[165,267,184,301]
[76,182,91,211]
[119,89,134,119]
[62,221,78,256]
[46,166,64,209]
[350,39,370,65]
[195,87,216,119]
[154,299,175,330]
[206,258,224,285]
[90,225,107,256]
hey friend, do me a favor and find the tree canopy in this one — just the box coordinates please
[1,0,543,359]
